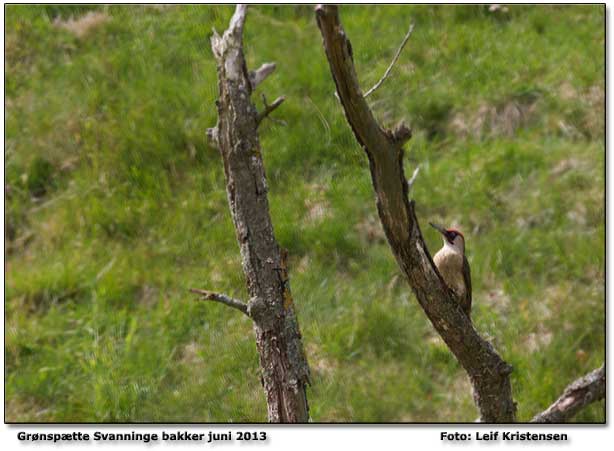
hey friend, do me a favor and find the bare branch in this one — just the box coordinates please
[257,94,286,125]
[406,165,420,192]
[315,4,516,422]
[268,117,288,127]
[531,365,605,423]
[250,62,276,90]
[364,22,415,99]
[190,288,249,316]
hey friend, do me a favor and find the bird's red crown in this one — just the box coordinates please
[446,228,464,239]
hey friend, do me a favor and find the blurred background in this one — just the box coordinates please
[4,4,604,422]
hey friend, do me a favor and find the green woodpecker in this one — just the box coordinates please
[430,222,472,319]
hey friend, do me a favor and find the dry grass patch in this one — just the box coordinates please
[555,82,604,139]
[449,96,539,139]
[481,286,512,315]
[356,213,386,244]
[180,341,203,366]
[304,184,331,225]
[54,11,109,39]
[5,396,51,422]
[524,325,554,353]
[581,84,604,138]
[306,343,338,379]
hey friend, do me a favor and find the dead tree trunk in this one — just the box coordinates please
[200,4,310,423]
[315,4,516,422]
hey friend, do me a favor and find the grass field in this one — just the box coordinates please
[4,4,605,422]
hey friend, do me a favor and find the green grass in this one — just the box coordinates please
[5,4,604,422]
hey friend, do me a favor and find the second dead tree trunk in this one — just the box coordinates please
[199,5,310,423]
[315,4,516,422]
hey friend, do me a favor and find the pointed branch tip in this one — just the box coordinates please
[407,165,420,192]
[364,22,415,99]
[190,288,249,316]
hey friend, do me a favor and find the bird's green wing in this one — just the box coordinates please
[462,255,472,318]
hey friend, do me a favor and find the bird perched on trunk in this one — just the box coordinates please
[430,223,472,319]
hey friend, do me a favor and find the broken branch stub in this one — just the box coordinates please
[315,4,516,422]
[207,4,310,423]
[250,62,277,90]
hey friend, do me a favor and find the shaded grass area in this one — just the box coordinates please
[5,5,604,422]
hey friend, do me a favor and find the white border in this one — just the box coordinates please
[1,2,610,449]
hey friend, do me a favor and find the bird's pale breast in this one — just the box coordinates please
[433,248,466,298]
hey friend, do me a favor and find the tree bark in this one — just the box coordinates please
[206,4,310,423]
[315,4,516,422]
[531,365,605,423]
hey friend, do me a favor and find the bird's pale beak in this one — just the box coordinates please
[429,222,447,235]
[430,222,454,244]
